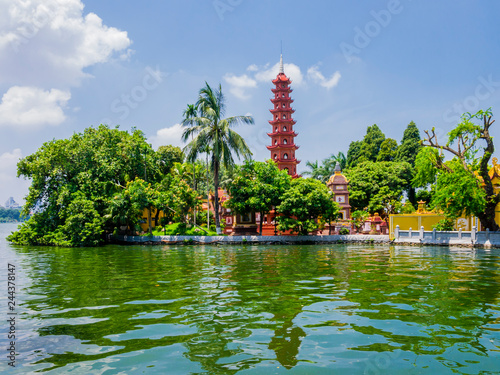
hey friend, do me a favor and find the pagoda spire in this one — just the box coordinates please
[267,53,300,178]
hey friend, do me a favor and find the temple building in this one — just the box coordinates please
[326,162,351,220]
[267,54,300,177]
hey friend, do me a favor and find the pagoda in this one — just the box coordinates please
[267,54,300,177]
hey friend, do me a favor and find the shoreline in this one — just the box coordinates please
[110,233,500,248]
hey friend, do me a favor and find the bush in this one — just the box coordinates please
[432,218,455,231]
[339,228,350,235]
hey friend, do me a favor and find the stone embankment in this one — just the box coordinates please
[112,228,500,248]
[111,234,390,245]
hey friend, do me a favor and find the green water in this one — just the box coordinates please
[1,223,500,374]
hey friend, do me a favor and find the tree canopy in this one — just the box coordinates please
[277,178,339,235]
[9,125,158,246]
[345,161,413,215]
[413,109,498,230]
[226,160,291,234]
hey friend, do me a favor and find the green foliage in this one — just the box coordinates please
[0,207,24,223]
[151,222,218,236]
[401,201,416,214]
[430,158,486,218]
[346,140,363,169]
[414,110,497,229]
[345,161,412,215]
[339,228,350,235]
[346,125,387,167]
[359,124,386,163]
[432,218,455,231]
[412,147,441,187]
[277,178,339,235]
[158,173,200,223]
[181,82,254,234]
[395,121,421,166]
[227,160,291,234]
[156,145,184,175]
[377,138,398,162]
[351,210,369,231]
[10,125,156,246]
[304,152,347,182]
[415,189,433,206]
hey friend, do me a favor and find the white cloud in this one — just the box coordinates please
[0,0,132,87]
[0,148,29,205]
[254,62,304,86]
[307,66,341,89]
[224,61,304,100]
[0,149,22,174]
[0,0,131,130]
[149,124,186,149]
[223,73,257,100]
[0,86,70,128]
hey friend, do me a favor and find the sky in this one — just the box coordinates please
[1,0,500,205]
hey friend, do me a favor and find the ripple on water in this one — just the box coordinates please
[2,241,500,374]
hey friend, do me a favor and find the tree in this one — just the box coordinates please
[8,125,157,246]
[345,161,412,215]
[377,138,398,162]
[328,151,347,170]
[156,145,184,175]
[226,160,291,235]
[395,121,422,205]
[277,178,339,235]
[359,124,386,163]
[302,160,326,181]
[351,210,369,232]
[413,109,498,230]
[181,82,254,234]
[395,121,421,166]
[346,140,363,169]
[346,125,386,168]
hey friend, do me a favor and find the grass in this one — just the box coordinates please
[147,223,220,236]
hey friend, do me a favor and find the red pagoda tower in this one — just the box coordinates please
[267,54,300,177]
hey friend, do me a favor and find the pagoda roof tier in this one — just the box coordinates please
[271,98,294,104]
[266,144,300,150]
[274,157,301,164]
[269,119,296,126]
[267,131,298,137]
[271,88,293,94]
[270,108,295,114]
[272,73,291,84]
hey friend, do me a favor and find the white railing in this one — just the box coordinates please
[393,225,500,245]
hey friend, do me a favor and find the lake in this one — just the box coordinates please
[1,223,500,374]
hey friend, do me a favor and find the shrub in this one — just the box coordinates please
[339,228,350,235]
[432,218,455,231]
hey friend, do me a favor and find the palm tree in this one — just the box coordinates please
[181,82,253,234]
[303,160,329,182]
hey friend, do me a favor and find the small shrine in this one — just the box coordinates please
[326,162,351,220]
[267,54,300,177]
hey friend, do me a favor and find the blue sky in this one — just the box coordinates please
[1,0,500,204]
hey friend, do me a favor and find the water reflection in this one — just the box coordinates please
[6,241,500,374]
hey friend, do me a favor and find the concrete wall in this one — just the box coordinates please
[110,234,390,245]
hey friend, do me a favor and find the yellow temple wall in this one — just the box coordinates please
[139,208,165,232]
[389,213,484,239]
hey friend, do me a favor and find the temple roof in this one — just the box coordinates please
[327,163,348,185]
